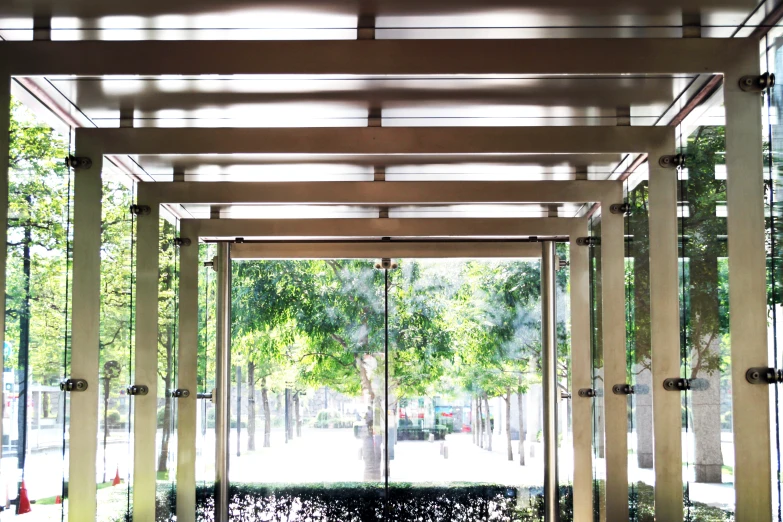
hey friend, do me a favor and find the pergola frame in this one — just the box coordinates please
[0,35,770,522]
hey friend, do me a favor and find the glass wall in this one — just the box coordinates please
[589,215,606,521]
[764,28,783,522]
[180,256,569,520]
[2,99,72,519]
[155,214,180,514]
[624,166,655,521]
[677,118,735,520]
[95,170,136,521]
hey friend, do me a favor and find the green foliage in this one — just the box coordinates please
[147,482,576,522]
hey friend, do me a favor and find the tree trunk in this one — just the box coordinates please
[477,397,484,448]
[690,253,724,483]
[157,324,174,473]
[262,378,271,448]
[247,362,256,451]
[518,384,526,466]
[103,377,111,483]
[484,394,493,452]
[294,392,302,437]
[17,215,32,473]
[472,395,477,445]
[505,389,513,461]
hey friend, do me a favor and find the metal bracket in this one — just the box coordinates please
[374,258,398,270]
[560,391,572,400]
[663,377,691,391]
[173,237,192,247]
[610,203,631,216]
[556,257,569,270]
[203,256,218,272]
[658,154,686,169]
[576,236,600,247]
[739,72,775,93]
[612,384,635,395]
[745,367,783,385]
[59,378,88,392]
[127,384,149,396]
[577,388,596,398]
[64,155,92,170]
[171,389,191,398]
[129,205,151,216]
[197,390,215,403]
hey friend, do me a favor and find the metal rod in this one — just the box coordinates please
[215,242,231,522]
[236,365,241,458]
[541,241,560,522]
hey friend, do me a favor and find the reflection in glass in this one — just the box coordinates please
[3,100,71,519]
[679,124,735,520]
[181,258,573,521]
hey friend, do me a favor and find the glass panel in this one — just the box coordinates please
[590,214,607,521]
[196,243,216,488]
[156,214,180,513]
[679,120,735,519]
[764,30,783,522]
[386,258,547,517]
[625,167,655,521]
[96,170,135,521]
[2,99,71,519]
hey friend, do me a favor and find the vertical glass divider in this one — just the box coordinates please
[177,221,199,522]
[69,136,102,521]
[724,43,773,521]
[601,186,630,521]
[133,200,160,520]
[0,73,9,458]
[648,137,685,520]
[542,241,560,522]
[570,220,593,520]
[215,242,231,522]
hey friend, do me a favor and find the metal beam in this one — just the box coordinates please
[648,138,683,520]
[68,138,101,522]
[138,181,616,206]
[78,126,670,156]
[725,45,772,522]
[132,198,159,521]
[0,39,753,76]
[542,241,560,522]
[230,241,543,260]
[190,217,584,239]
[214,243,232,522]
[569,220,592,522]
[176,221,198,522]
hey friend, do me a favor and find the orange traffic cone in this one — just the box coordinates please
[112,467,121,486]
[55,495,61,505]
[16,481,31,514]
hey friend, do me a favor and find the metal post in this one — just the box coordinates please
[133,198,160,521]
[176,222,198,522]
[724,42,772,521]
[648,138,683,521]
[69,137,101,522]
[569,221,592,522]
[215,242,231,522]
[542,241,559,522]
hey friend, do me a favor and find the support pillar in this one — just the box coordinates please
[69,137,102,522]
[570,221,592,522]
[601,186,629,521]
[215,242,231,522]
[133,198,160,521]
[724,41,773,521]
[542,241,560,522]
[176,221,198,522]
[648,138,684,521]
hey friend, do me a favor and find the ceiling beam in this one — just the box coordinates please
[230,241,544,260]
[189,217,582,238]
[138,180,616,205]
[0,38,754,76]
[77,126,671,155]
